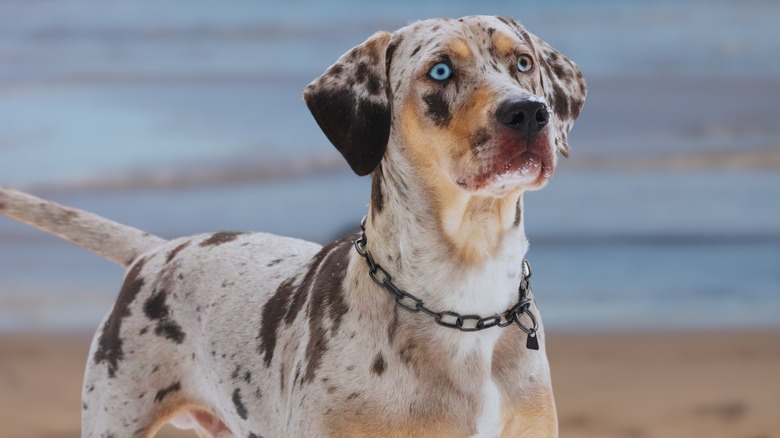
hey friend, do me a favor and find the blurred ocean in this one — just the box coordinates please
[0,0,778,331]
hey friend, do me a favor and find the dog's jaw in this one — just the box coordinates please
[453,132,558,197]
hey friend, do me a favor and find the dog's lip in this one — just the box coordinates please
[496,150,547,183]
[455,149,552,190]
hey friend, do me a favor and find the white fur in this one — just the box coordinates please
[474,378,502,438]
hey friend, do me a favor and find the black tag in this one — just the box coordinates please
[526,332,539,350]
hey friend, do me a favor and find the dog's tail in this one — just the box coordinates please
[0,185,166,268]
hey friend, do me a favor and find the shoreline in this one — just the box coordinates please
[1,330,777,438]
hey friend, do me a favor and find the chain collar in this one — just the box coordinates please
[353,217,540,350]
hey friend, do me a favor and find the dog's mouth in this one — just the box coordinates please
[455,138,555,195]
[502,150,549,181]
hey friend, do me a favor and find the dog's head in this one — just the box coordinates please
[304,16,585,197]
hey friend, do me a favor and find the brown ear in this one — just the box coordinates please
[505,19,586,157]
[303,31,394,176]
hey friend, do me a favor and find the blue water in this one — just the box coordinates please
[0,0,779,331]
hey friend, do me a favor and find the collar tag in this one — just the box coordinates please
[525,332,540,350]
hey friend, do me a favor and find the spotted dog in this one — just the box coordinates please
[0,15,585,438]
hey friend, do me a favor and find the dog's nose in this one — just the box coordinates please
[496,99,549,136]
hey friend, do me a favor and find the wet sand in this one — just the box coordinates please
[1,331,778,437]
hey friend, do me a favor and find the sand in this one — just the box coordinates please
[0,331,778,438]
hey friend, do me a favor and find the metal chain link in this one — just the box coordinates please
[353,216,539,347]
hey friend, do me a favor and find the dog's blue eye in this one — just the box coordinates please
[428,63,452,81]
[517,56,533,73]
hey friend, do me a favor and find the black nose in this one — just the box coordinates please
[496,99,549,136]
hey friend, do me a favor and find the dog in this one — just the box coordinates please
[0,15,585,438]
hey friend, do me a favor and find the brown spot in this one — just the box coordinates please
[355,61,369,78]
[257,277,294,366]
[143,288,186,344]
[302,237,352,384]
[550,82,570,121]
[330,64,344,76]
[93,257,147,378]
[200,231,246,247]
[266,258,284,267]
[552,62,572,82]
[165,241,190,263]
[497,16,517,28]
[422,90,452,127]
[232,388,248,420]
[258,235,353,376]
[154,381,181,403]
[284,276,308,325]
[571,97,585,120]
[355,62,382,96]
[371,164,384,218]
[513,197,522,227]
[293,365,302,386]
[385,35,401,82]
[372,353,386,376]
[517,30,535,50]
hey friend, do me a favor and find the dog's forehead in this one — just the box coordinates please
[395,16,532,61]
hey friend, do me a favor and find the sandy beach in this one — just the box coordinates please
[1,330,777,438]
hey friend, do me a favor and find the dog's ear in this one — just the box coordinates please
[509,21,586,158]
[303,31,394,176]
[530,32,586,157]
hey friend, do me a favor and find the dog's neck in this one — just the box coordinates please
[365,155,529,319]
[354,153,541,430]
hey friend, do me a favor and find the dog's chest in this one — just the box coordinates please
[474,377,503,437]
[306,322,550,438]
